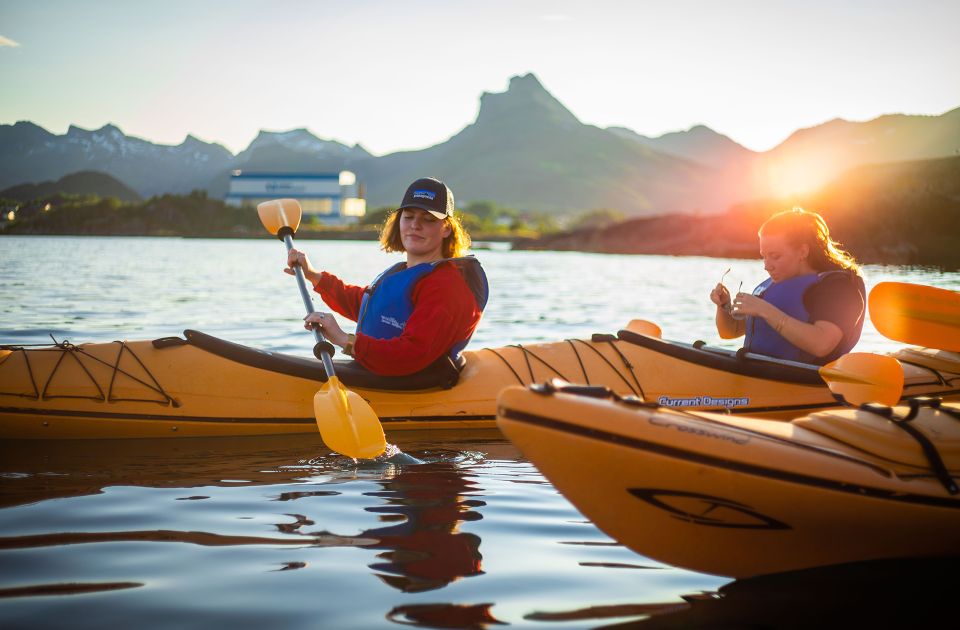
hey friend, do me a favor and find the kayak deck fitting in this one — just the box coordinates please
[1,328,959,439]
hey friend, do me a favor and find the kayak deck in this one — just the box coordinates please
[2,329,959,439]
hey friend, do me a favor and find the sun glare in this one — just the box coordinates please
[760,150,842,198]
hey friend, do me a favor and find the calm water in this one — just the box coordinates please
[0,236,958,628]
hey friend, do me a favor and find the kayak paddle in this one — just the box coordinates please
[625,319,662,338]
[868,282,960,352]
[257,198,386,459]
[818,352,904,407]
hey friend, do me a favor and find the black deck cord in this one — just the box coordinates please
[488,340,623,390]
[21,348,40,399]
[602,339,646,401]
[859,401,958,495]
[507,344,571,383]
[896,359,948,386]
[569,339,641,398]
[903,396,960,421]
[3,337,70,400]
[40,343,107,402]
[530,379,651,408]
[483,348,526,385]
[518,345,535,382]
[565,339,590,385]
[106,341,180,407]
[31,339,179,407]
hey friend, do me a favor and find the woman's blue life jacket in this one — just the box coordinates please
[743,271,860,364]
[356,256,489,362]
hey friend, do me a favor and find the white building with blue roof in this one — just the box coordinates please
[225,170,366,223]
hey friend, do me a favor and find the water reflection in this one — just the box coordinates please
[387,603,506,628]
[0,437,492,603]
[529,557,955,629]
[362,461,485,593]
[0,434,333,508]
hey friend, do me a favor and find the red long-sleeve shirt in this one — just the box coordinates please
[313,262,483,376]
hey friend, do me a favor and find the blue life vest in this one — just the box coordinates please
[356,256,489,361]
[743,270,864,364]
[743,273,821,363]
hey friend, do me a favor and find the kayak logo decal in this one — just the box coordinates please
[657,395,750,408]
[648,416,750,445]
[627,488,790,530]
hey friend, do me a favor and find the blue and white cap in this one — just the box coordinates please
[398,177,454,219]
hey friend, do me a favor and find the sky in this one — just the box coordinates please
[1,0,958,156]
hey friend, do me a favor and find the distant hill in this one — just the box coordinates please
[354,74,717,215]
[607,124,756,170]
[2,74,958,216]
[521,155,960,269]
[0,170,141,202]
[1,191,261,237]
[745,108,960,198]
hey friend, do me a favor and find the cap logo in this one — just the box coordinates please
[412,190,436,201]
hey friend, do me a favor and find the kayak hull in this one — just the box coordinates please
[2,329,959,439]
[496,385,960,577]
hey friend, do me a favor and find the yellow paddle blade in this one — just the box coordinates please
[313,376,386,459]
[625,319,662,338]
[819,352,904,407]
[868,282,960,351]
[256,198,302,235]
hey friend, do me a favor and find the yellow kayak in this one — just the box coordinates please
[1,327,958,439]
[496,382,960,577]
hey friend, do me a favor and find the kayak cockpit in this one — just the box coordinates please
[154,330,464,392]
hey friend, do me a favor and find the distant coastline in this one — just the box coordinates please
[3,155,958,269]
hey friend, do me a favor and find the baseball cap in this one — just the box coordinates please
[398,177,454,219]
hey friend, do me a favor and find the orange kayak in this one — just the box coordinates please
[2,327,958,439]
[496,382,960,577]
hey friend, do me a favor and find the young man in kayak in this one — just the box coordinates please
[285,177,488,377]
[710,207,865,365]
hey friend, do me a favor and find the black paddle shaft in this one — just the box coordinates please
[280,231,338,375]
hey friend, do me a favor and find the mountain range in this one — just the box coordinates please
[2,73,958,216]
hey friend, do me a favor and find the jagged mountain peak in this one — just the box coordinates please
[506,72,548,94]
[475,73,580,128]
[179,134,222,149]
[10,120,49,132]
[66,123,124,136]
[253,127,319,141]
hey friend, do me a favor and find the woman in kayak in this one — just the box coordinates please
[285,177,488,377]
[710,207,865,365]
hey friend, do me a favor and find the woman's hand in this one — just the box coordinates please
[710,283,731,309]
[303,312,349,347]
[714,284,746,338]
[285,248,320,284]
[732,292,782,322]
